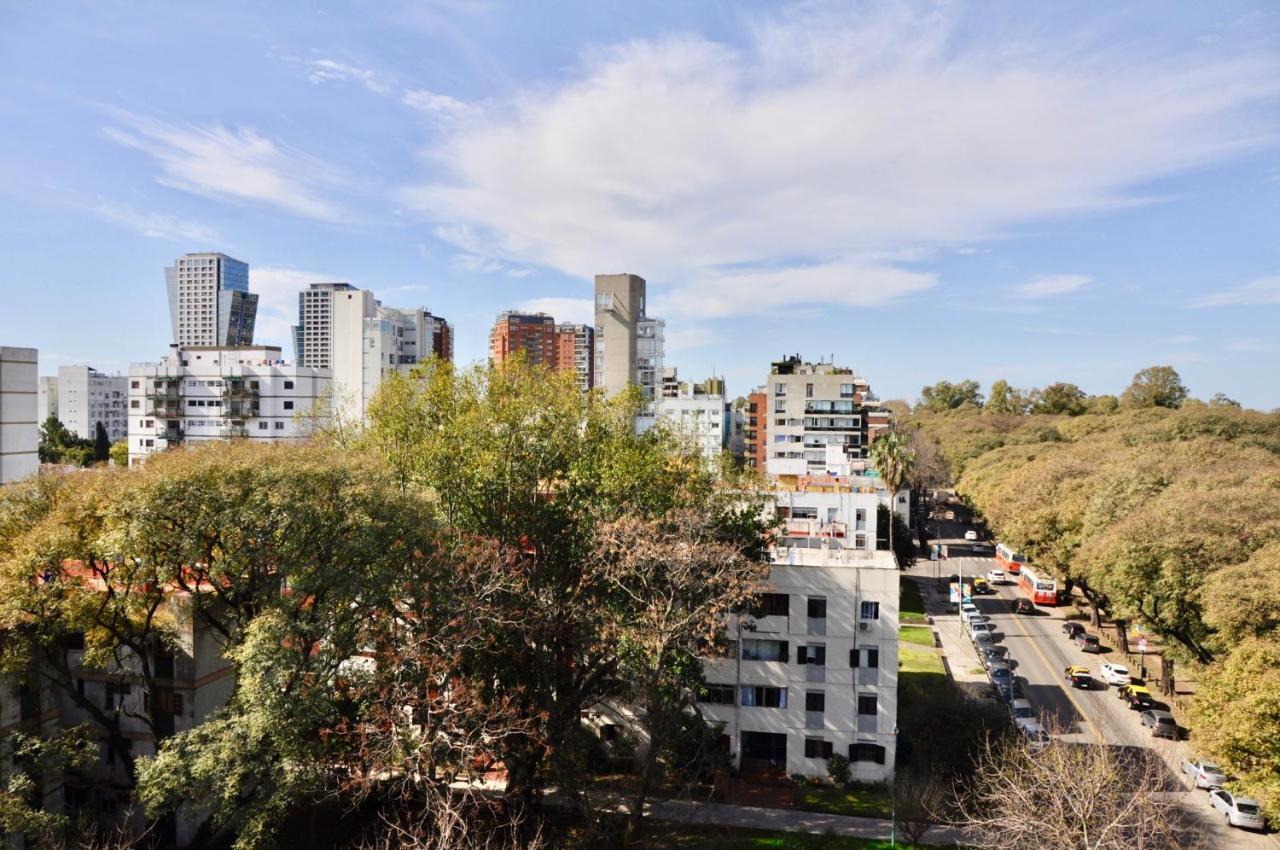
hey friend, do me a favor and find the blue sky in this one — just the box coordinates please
[2,1,1278,407]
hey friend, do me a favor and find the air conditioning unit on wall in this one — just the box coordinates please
[858,621,870,632]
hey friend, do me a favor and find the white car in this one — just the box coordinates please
[961,606,983,624]
[965,614,991,632]
[1181,759,1229,790]
[1099,663,1132,687]
[968,622,995,640]
[1209,790,1266,830]
[987,569,1004,584]
[1015,717,1050,748]
[1009,698,1034,720]
[964,530,979,541]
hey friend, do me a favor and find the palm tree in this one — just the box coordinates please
[869,431,915,566]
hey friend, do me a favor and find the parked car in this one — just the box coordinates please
[1009,698,1034,721]
[1209,790,1267,831]
[989,664,1012,687]
[987,569,1004,584]
[1123,686,1155,711]
[965,614,991,632]
[1181,759,1229,790]
[1139,710,1179,739]
[960,603,980,621]
[969,622,995,641]
[1012,598,1035,615]
[964,530,979,541]
[1062,621,1085,639]
[973,630,995,649]
[1076,633,1102,653]
[1015,717,1050,747]
[979,645,1009,669]
[1099,663,1131,687]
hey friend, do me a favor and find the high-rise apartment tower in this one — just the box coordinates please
[165,253,257,348]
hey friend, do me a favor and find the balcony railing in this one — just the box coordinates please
[784,519,847,538]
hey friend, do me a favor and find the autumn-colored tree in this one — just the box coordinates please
[984,380,1028,416]
[916,379,983,413]
[1122,365,1189,409]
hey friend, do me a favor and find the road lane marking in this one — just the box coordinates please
[999,596,1104,743]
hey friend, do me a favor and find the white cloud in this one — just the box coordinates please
[403,89,473,117]
[400,6,1278,317]
[299,58,389,94]
[104,112,345,221]
[1193,275,1280,307]
[1010,274,1094,299]
[250,266,343,349]
[93,201,217,242]
[516,297,593,326]
[1226,338,1280,353]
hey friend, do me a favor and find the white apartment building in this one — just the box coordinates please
[57,365,128,442]
[656,380,729,465]
[127,346,329,465]
[0,346,39,483]
[165,252,257,348]
[293,283,447,423]
[38,375,58,423]
[697,473,898,782]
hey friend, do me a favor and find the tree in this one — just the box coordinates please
[36,414,91,465]
[1084,394,1120,415]
[1122,365,1188,409]
[954,735,1202,849]
[869,431,915,566]
[984,380,1027,416]
[1031,382,1087,415]
[1202,542,1280,648]
[916,380,983,413]
[894,769,948,846]
[93,421,110,463]
[1209,392,1241,409]
[109,439,129,467]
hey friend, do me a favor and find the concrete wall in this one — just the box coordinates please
[0,347,38,483]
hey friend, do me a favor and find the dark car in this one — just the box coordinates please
[989,664,1012,687]
[1068,672,1092,690]
[1076,633,1102,653]
[1012,598,1035,615]
[980,645,1010,669]
[1062,621,1085,639]
[1124,688,1155,710]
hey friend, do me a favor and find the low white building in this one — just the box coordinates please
[57,365,128,442]
[658,392,727,464]
[127,345,329,465]
[0,346,39,483]
[697,472,899,783]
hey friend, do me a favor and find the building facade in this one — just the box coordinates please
[38,375,58,423]
[293,283,452,423]
[745,388,768,471]
[593,273,665,429]
[657,389,728,464]
[697,473,898,782]
[763,357,887,477]
[56,365,128,442]
[489,312,558,368]
[0,346,38,483]
[557,322,594,392]
[127,346,329,465]
[165,253,257,348]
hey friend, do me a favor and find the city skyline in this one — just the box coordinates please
[2,2,1279,407]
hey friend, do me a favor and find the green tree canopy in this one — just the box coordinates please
[1122,365,1188,409]
[1030,382,1087,415]
[916,379,983,413]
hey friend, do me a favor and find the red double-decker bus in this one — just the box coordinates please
[1017,564,1058,606]
[995,543,1027,575]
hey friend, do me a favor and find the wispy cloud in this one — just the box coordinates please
[103,111,345,221]
[451,252,533,278]
[295,58,390,94]
[1226,338,1280,353]
[1011,274,1094,299]
[1192,275,1280,307]
[400,5,1278,317]
[92,201,217,242]
[403,89,473,118]
[250,266,344,348]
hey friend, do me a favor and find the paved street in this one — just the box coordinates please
[914,513,1278,848]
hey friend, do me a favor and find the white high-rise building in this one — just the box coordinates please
[656,374,729,465]
[37,375,58,423]
[57,365,128,442]
[0,347,39,483]
[127,345,329,465]
[697,474,898,782]
[165,253,258,348]
[292,283,451,424]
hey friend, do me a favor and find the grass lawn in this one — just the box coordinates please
[642,821,929,849]
[899,577,927,624]
[898,643,948,710]
[899,625,934,647]
[794,783,893,819]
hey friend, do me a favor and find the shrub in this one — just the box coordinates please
[826,753,851,787]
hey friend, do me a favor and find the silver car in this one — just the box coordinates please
[1209,790,1266,831]
[1181,758,1228,790]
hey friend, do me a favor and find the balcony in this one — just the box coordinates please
[160,427,184,445]
[219,425,249,439]
[784,519,847,538]
[221,378,260,400]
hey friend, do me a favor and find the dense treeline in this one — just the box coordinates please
[909,378,1280,821]
[0,360,770,849]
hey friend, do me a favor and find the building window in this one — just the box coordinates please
[274,422,285,430]
[805,691,825,712]
[797,644,826,666]
[741,686,786,708]
[751,593,789,618]
[283,401,294,410]
[860,601,880,621]
[805,383,814,398]
[807,597,827,619]
[258,422,269,431]
[284,380,294,390]
[805,738,833,759]
[741,639,788,661]
[857,694,877,716]
[697,684,736,705]
[130,380,140,389]
[130,400,139,409]
[850,647,880,668]
[850,742,886,764]
[774,383,785,396]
